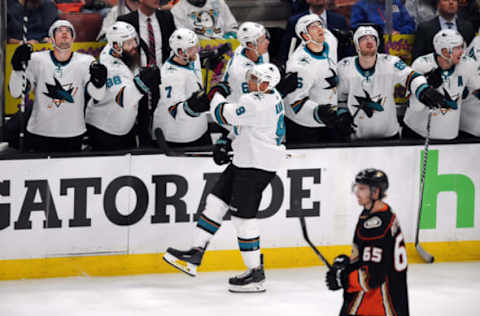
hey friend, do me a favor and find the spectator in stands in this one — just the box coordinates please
[117,0,176,147]
[405,0,437,26]
[412,0,475,60]
[86,22,160,151]
[350,0,416,35]
[289,0,309,15]
[279,0,351,63]
[171,0,238,39]
[81,0,115,17]
[7,0,58,44]
[97,0,139,40]
[404,29,480,140]
[458,0,480,31]
[8,20,107,153]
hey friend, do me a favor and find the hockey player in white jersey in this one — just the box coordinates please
[171,0,238,39]
[9,20,107,153]
[284,14,339,143]
[85,22,160,151]
[404,29,480,140]
[460,30,480,137]
[153,28,230,147]
[336,25,447,140]
[164,63,285,293]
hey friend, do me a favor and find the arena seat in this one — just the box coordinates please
[59,13,103,42]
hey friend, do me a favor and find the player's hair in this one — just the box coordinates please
[355,168,389,199]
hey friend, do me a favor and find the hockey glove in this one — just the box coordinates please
[335,108,356,137]
[418,86,448,109]
[185,90,210,114]
[208,81,231,100]
[134,65,160,96]
[276,72,299,97]
[314,104,337,128]
[11,43,33,71]
[326,254,350,291]
[330,28,353,45]
[424,67,443,89]
[89,62,108,88]
[213,135,232,165]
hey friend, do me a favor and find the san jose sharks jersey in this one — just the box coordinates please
[337,54,426,139]
[284,43,337,127]
[405,53,480,139]
[222,46,269,103]
[210,90,286,172]
[171,0,238,39]
[460,37,480,136]
[85,45,144,136]
[9,50,105,138]
[152,56,208,143]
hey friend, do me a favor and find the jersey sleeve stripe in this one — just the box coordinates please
[291,97,308,114]
[405,71,421,93]
[214,102,228,125]
[183,101,201,118]
[168,103,181,118]
[415,83,429,99]
[115,87,126,107]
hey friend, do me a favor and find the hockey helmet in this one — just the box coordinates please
[169,28,199,57]
[353,26,379,51]
[237,22,268,48]
[433,29,465,59]
[187,0,207,7]
[355,168,389,199]
[49,20,76,41]
[295,14,324,42]
[106,21,138,54]
[246,63,281,92]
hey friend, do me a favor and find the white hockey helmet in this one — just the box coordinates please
[49,20,76,41]
[107,21,138,54]
[295,14,324,42]
[246,63,281,92]
[237,22,268,48]
[353,26,379,52]
[169,28,199,57]
[433,29,465,59]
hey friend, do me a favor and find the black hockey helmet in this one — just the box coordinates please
[355,168,388,199]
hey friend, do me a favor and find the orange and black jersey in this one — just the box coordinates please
[341,204,409,316]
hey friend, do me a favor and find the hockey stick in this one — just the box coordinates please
[414,109,435,263]
[154,127,223,157]
[288,37,297,58]
[299,214,332,269]
[19,0,29,152]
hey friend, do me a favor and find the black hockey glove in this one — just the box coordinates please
[213,135,232,165]
[185,90,210,114]
[89,62,108,88]
[208,81,231,100]
[335,109,356,137]
[200,43,231,70]
[134,65,160,96]
[330,28,353,45]
[11,43,33,71]
[326,254,350,291]
[418,86,448,109]
[424,67,443,89]
[276,72,299,97]
[314,104,337,128]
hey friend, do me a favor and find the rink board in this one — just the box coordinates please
[0,144,479,279]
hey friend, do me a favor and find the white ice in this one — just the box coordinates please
[0,262,478,316]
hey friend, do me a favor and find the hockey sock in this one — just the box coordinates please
[232,216,261,269]
[193,194,229,248]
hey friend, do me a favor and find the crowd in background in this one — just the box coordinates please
[5,0,480,154]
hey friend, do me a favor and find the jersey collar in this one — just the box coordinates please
[303,42,330,60]
[241,48,264,64]
[355,55,376,79]
[167,57,195,70]
[49,50,73,67]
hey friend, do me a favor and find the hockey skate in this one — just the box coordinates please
[228,258,266,293]
[163,246,205,277]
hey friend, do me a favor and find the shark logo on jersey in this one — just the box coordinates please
[440,88,459,114]
[43,77,77,108]
[298,56,311,65]
[325,68,338,90]
[353,89,385,118]
[190,9,221,37]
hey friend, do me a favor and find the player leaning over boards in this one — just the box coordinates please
[326,169,410,316]
[9,20,107,153]
[403,29,480,140]
[336,26,448,141]
[164,63,286,293]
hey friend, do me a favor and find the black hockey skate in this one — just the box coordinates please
[163,246,205,277]
[228,255,266,293]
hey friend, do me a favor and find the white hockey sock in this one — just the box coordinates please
[193,194,229,249]
[232,216,261,269]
